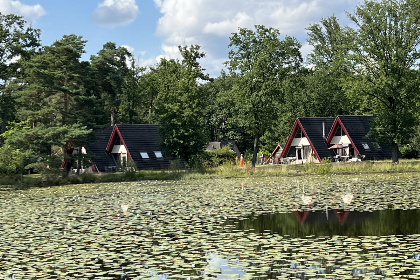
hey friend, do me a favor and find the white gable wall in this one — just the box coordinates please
[111,144,127,154]
[291,137,310,147]
[330,135,351,145]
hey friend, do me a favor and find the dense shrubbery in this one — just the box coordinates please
[0,145,33,175]
[400,145,419,159]
[195,146,238,168]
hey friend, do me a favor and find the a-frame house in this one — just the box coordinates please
[85,124,171,172]
[280,117,335,164]
[326,115,391,161]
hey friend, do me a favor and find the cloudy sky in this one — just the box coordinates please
[0,0,360,76]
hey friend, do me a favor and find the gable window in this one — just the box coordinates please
[140,152,149,159]
[154,151,163,158]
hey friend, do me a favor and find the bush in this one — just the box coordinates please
[200,146,237,168]
[400,145,419,159]
[0,145,33,175]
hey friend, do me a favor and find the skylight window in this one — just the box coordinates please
[140,152,149,159]
[361,143,370,150]
[154,151,163,158]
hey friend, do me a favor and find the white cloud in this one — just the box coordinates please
[121,44,135,55]
[203,12,254,36]
[153,0,357,76]
[0,0,46,23]
[91,0,139,27]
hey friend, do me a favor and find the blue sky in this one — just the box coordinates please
[0,0,360,76]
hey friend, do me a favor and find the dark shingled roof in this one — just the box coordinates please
[88,126,115,172]
[329,115,392,160]
[110,124,170,170]
[89,124,171,172]
[281,117,335,161]
[298,117,335,160]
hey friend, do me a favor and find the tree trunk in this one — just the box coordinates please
[251,134,259,170]
[110,106,115,126]
[62,146,73,178]
[391,141,399,163]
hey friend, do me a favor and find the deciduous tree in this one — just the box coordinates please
[154,45,211,163]
[226,25,302,168]
[345,0,420,163]
[0,13,40,145]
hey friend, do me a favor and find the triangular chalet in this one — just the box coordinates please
[74,124,171,172]
[280,117,335,164]
[102,124,171,171]
[326,115,392,161]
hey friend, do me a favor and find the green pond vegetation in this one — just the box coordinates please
[0,171,419,279]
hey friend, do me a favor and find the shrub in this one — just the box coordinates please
[0,145,34,175]
[400,145,419,159]
[201,146,237,168]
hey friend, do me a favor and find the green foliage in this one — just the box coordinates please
[0,144,33,174]
[0,13,41,144]
[196,146,237,168]
[90,42,132,126]
[226,25,302,168]
[344,0,420,162]
[400,145,419,159]
[154,45,210,163]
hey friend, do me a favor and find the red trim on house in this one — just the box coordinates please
[106,125,133,161]
[325,117,360,155]
[280,119,322,162]
[294,210,310,224]
[280,120,299,158]
[334,209,349,224]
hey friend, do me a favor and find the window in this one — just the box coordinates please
[154,151,163,158]
[361,142,370,150]
[140,152,149,159]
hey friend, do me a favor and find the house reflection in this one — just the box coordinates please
[226,190,418,237]
[227,207,419,237]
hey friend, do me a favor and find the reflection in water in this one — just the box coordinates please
[203,254,245,279]
[341,192,354,205]
[227,209,420,237]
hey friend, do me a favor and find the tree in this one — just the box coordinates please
[0,13,40,145]
[90,42,132,126]
[154,45,211,163]
[137,68,161,124]
[226,25,302,168]
[119,57,143,124]
[305,16,356,116]
[345,0,420,163]
[11,35,92,176]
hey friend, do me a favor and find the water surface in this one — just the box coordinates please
[228,209,420,237]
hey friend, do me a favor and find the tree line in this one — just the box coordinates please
[0,0,419,176]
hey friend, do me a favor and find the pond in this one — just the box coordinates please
[228,209,420,237]
[0,173,419,279]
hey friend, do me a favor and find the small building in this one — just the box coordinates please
[269,144,284,164]
[206,140,241,159]
[88,124,171,172]
[280,117,335,164]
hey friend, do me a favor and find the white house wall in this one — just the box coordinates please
[330,135,351,145]
[291,137,310,147]
[111,144,127,154]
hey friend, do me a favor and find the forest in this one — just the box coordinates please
[0,0,419,176]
